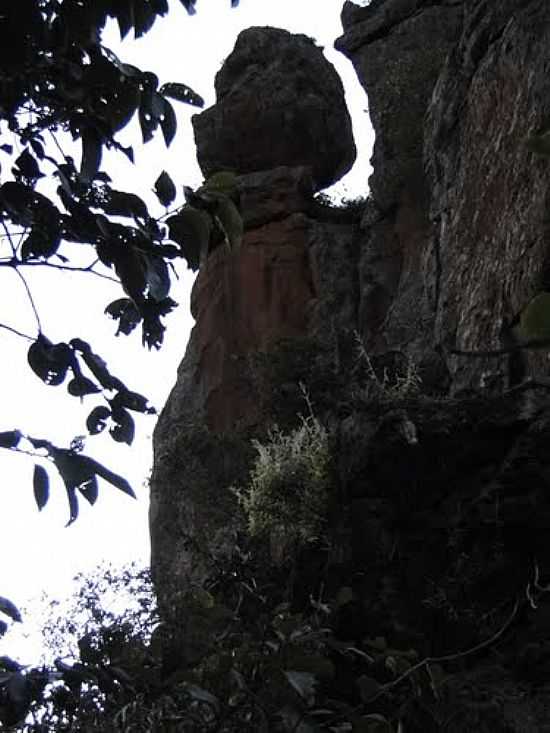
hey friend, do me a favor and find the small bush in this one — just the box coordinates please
[236,391,331,555]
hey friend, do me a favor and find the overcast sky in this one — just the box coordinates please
[0,0,372,660]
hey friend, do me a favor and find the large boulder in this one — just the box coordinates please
[192,27,356,191]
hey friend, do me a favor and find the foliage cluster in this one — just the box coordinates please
[235,392,331,558]
[0,0,242,519]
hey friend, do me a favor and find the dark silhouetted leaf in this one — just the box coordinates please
[114,389,155,414]
[29,138,44,160]
[110,406,135,445]
[102,190,148,220]
[0,621,7,637]
[154,170,176,207]
[0,597,22,623]
[67,376,101,397]
[0,656,22,672]
[13,149,43,181]
[0,430,21,449]
[84,457,136,498]
[160,98,177,146]
[86,406,111,435]
[21,227,61,260]
[79,475,98,505]
[179,0,197,15]
[105,298,142,337]
[138,99,156,143]
[0,144,13,155]
[33,464,49,510]
[80,128,103,184]
[70,339,125,391]
[27,337,73,386]
[66,486,79,526]
[167,206,211,271]
[144,252,170,301]
[159,81,204,107]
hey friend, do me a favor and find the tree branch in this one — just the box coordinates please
[0,322,35,341]
[13,266,42,333]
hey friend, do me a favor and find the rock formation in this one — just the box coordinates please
[151,27,357,594]
[150,3,550,727]
[193,27,356,190]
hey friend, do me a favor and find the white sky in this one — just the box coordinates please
[0,0,372,660]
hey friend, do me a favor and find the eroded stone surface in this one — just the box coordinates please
[425,0,550,393]
[336,0,462,374]
[192,26,356,190]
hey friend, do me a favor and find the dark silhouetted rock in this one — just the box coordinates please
[192,26,356,190]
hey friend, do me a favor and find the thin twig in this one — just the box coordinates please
[1,221,17,257]
[364,598,519,705]
[13,266,42,332]
[13,260,119,284]
[0,322,35,341]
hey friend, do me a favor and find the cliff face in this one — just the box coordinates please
[150,4,550,726]
[151,27,358,592]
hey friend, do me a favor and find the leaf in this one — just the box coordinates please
[284,670,317,705]
[138,99,157,143]
[0,430,21,449]
[102,190,148,220]
[13,149,43,181]
[178,0,197,16]
[154,170,176,207]
[27,337,73,386]
[204,170,238,199]
[86,406,111,435]
[33,464,49,510]
[517,292,550,341]
[67,376,101,397]
[212,195,242,253]
[183,683,220,711]
[160,97,177,147]
[113,389,155,414]
[82,456,136,498]
[105,298,142,337]
[70,339,125,391]
[110,406,135,445]
[79,475,98,505]
[66,486,79,526]
[80,128,103,184]
[0,597,22,623]
[115,0,135,39]
[159,81,204,107]
[167,206,211,271]
[21,227,61,259]
[144,252,170,301]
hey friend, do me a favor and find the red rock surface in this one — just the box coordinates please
[189,214,316,432]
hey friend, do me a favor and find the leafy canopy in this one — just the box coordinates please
[0,1,237,520]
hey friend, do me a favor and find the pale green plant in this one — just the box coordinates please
[236,386,331,554]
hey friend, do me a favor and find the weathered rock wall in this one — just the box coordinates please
[151,0,550,622]
[425,0,550,392]
[336,0,462,387]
